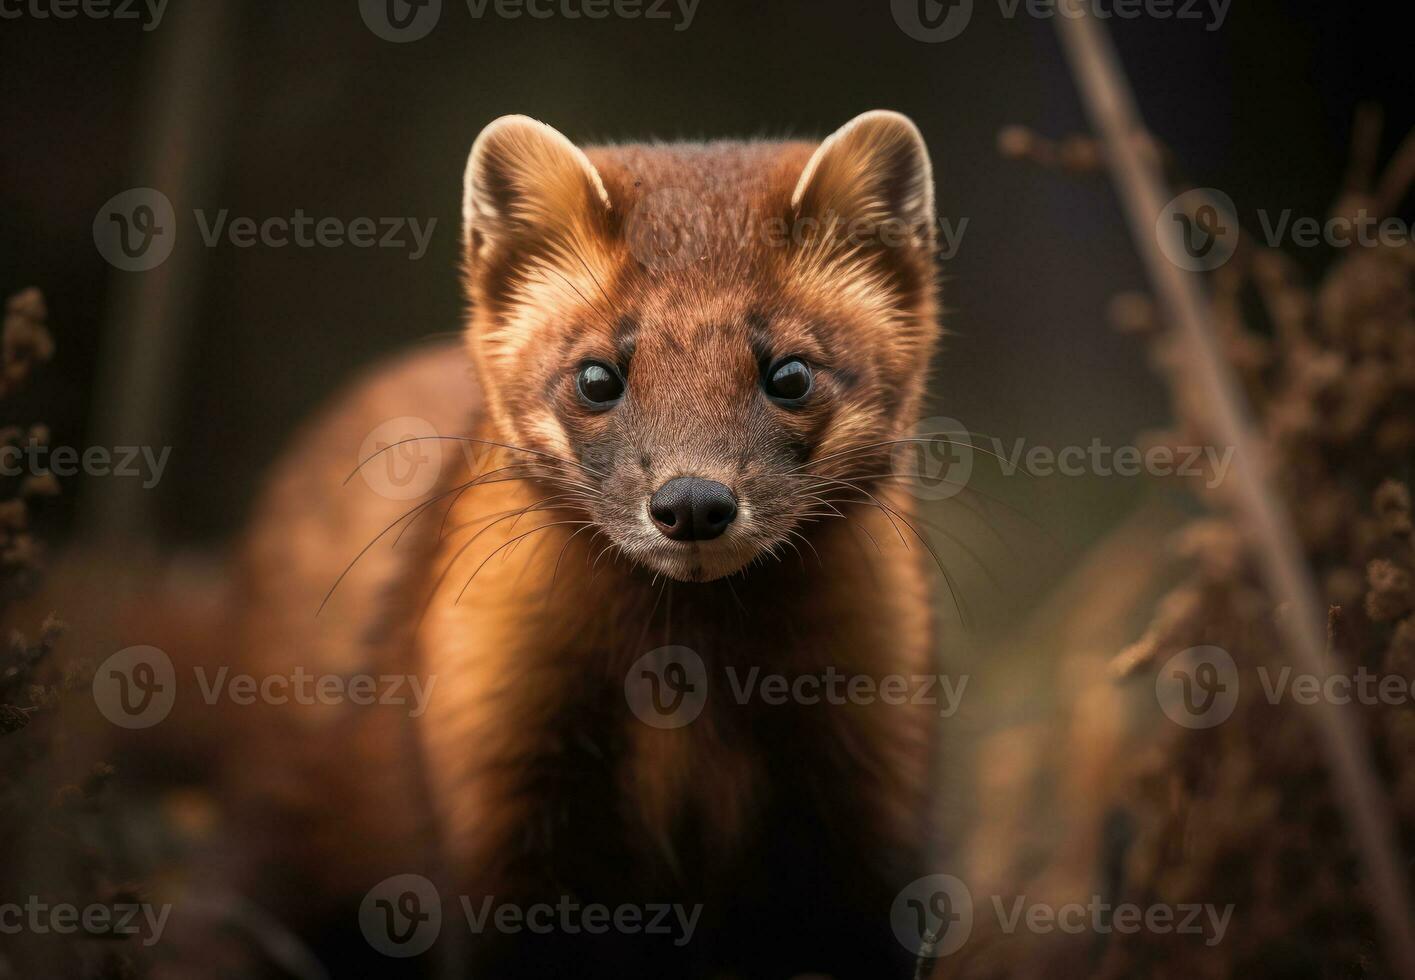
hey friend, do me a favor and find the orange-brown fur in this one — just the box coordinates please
[218,112,943,978]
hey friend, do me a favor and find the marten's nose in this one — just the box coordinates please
[649,477,737,542]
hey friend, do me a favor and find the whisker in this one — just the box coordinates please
[801,475,910,549]
[786,528,821,567]
[568,250,620,325]
[506,493,577,536]
[544,266,620,336]
[440,495,583,542]
[847,514,883,555]
[792,434,1029,476]
[346,434,604,483]
[796,469,1061,559]
[456,520,592,604]
[415,501,583,629]
[632,575,670,653]
[810,481,972,630]
[722,574,747,613]
[550,522,599,590]
[396,462,540,548]
[317,476,487,616]
[778,535,807,570]
[591,539,618,574]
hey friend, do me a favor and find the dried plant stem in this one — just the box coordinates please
[1054,12,1415,978]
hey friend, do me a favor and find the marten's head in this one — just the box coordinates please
[461,111,939,582]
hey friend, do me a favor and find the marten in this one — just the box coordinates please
[204,110,942,979]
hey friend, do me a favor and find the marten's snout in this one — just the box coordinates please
[649,477,737,542]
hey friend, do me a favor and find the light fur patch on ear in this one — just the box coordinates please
[462,114,612,259]
[791,110,935,245]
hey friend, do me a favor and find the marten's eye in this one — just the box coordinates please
[764,357,813,405]
[576,361,625,408]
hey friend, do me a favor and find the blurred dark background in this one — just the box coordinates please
[1,0,1411,557]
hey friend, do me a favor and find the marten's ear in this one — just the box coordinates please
[790,110,935,254]
[462,115,612,268]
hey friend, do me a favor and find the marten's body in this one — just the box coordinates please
[220,113,942,978]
